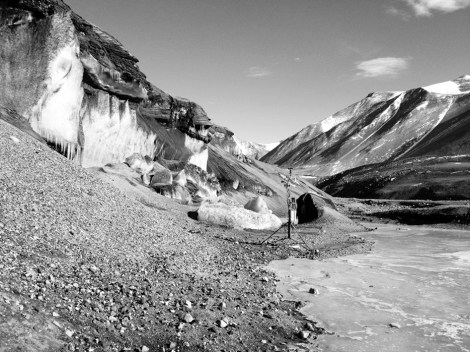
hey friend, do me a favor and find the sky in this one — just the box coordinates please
[66,0,470,144]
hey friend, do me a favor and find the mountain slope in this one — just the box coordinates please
[262,76,470,180]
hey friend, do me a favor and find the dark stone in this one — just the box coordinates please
[296,193,336,224]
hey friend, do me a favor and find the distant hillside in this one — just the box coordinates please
[262,75,470,200]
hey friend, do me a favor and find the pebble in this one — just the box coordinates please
[218,318,229,328]
[308,288,319,295]
[183,313,194,323]
[305,322,315,332]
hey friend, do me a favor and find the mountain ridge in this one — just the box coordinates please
[262,75,470,179]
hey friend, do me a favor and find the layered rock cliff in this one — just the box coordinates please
[0,0,212,169]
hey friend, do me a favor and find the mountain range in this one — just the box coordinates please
[262,75,470,200]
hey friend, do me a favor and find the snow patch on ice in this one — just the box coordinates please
[261,142,280,151]
[424,81,462,95]
[319,114,353,134]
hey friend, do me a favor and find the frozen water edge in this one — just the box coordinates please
[267,224,470,352]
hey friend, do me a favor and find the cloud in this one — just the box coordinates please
[386,6,412,20]
[246,66,272,78]
[401,0,470,16]
[355,57,411,78]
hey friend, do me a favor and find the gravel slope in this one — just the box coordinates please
[0,118,370,351]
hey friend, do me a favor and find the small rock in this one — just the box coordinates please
[169,342,177,349]
[261,277,269,282]
[10,136,19,143]
[52,312,60,317]
[89,265,99,274]
[219,302,226,310]
[299,330,310,339]
[141,346,149,352]
[65,329,74,337]
[308,288,319,295]
[305,322,315,332]
[218,317,229,328]
[183,313,194,323]
[185,300,192,308]
[389,322,401,329]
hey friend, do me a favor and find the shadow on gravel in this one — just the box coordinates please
[138,198,166,211]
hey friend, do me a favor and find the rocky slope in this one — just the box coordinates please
[0,0,213,170]
[262,76,470,176]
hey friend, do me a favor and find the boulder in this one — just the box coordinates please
[296,192,336,224]
[197,202,282,230]
[185,164,221,200]
[142,173,151,186]
[125,153,154,174]
[150,168,173,189]
[244,196,270,214]
[173,170,187,187]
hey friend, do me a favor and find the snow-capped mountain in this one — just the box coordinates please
[262,76,470,177]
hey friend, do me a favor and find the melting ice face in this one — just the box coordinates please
[28,30,84,162]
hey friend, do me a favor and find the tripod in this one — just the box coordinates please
[260,169,313,251]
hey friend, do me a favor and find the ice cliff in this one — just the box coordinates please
[0,0,213,169]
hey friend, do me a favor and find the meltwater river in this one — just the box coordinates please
[268,224,470,352]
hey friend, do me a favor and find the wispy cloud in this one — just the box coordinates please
[246,66,272,78]
[386,6,412,20]
[396,0,470,17]
[355,57,411,78]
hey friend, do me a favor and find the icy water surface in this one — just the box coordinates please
[268,224,470,352]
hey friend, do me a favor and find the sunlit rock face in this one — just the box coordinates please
[0,0,212,169]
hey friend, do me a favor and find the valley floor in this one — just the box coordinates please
[2,117,468,351]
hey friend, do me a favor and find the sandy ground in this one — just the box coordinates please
[0,118,374,352]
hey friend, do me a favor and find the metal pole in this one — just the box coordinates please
[287,207,291,239]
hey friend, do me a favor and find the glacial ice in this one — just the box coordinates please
[81,91,158,168]
[27,34,84,159]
